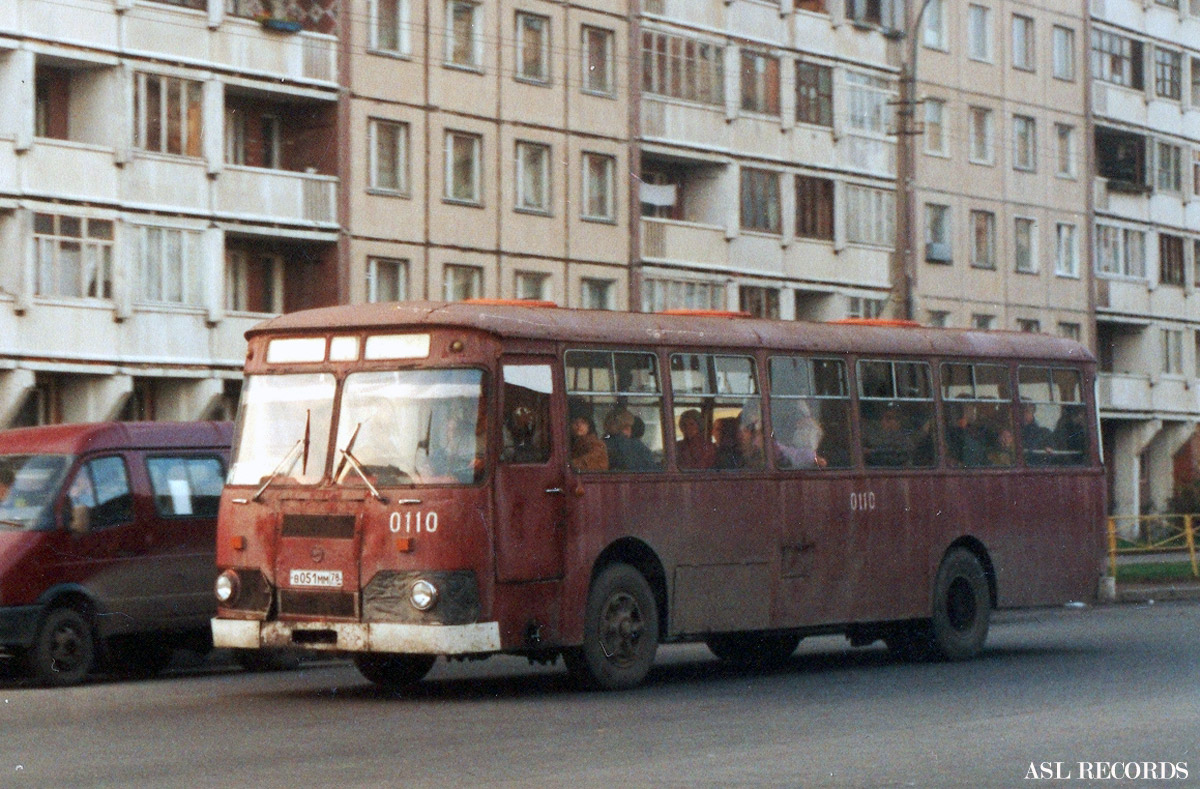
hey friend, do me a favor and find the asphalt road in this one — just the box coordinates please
[2,600,1198,788]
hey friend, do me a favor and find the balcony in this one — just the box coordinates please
[124,154,209,213]
[8,0,119,52]
[23,139,119,203]
[1099,372,1152,414]
[641,98,728,149]
[216,165,337,226]
[640,218,727,268]
[0,136,16,195]
[213,16,337,85]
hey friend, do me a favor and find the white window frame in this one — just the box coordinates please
[1156,140,1183,193]
[32,213,115,301]
[370,0,410,56]
[969,106,994,165]
[443,263,483,301]
[1012,14,1035,72]
[445,0,483,70]
[515,140,551,214]
[581,152,616,221]
[445,130,482,205]
[922,0,946,50]
[369,119,409,194]
[1055,223,1078,278]
[967,5,992,62]
[642,276,726,312]
[1052,25,1075,81]
[366,257,409,303]
[1013,115,1037,172]
[582,25,615,97]
[844,184,895,247]
[1162,328,1184,376]
[1014,216,1038,273]
[515,12,550,84]
[134,72,204,158]
[515,270,550,301]
[925,203,950,246]
[924,98,947,155]
[226,250,283,314]
[136,224,202,306]
[581,277,615,310]
[970,209,996,269]
[1095,223,1147,280]
[1055,123,1076,178]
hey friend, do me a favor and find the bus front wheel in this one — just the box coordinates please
[929,548,990,661]
[565,563,659,691]
[353,653,436,690]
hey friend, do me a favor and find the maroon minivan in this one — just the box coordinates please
[0,421,231,685]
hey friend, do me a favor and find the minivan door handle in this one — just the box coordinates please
[544,487,565,495]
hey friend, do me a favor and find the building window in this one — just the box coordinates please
[1195,240,1200,289]
[515,141,551,213]
[369,119,408,194]
[1012,15,1034,71]
[640,30,722,105]
[972,314,994,330]
[515,271,550,301]
[740,168,781,234]
[516,12,550,84]
[582,152,616,221]
[796,0,828,11]
[137,226,202,305]
[969,106,994,164]
[445,131,482,204]
[927,310,950,328]
[370,0,410,55]
[1014,218,1037,273]
[848,296,885,319]
[922,0,945,48]
[1055,223,1078,277]
[846,0,888,27]
[739,286,780,319]
[642,277,725,312]
[845,185,894,247]
[924,99,946,155]
[445,0,482,69]
[1091,29,1143,89]
[32,213,114,300]
[967,5,991,62]
[1155,47,1182,100]
[226,250,282,313]
[1193,57,1200,106]
[225,107,281,169]
[796,62,833,127]
[1052,26,1075,81]
[1096,127,1147,187]
[1194,149,1200,197]
[1156,141,1183,192]
[1059,322,1081,342]
[1013,115,1037,171]
[583,26,615,96]
[444,264,482,301]
[1162,329,1184,375]
[845,71,892,136]
[581,278,615,310]
[740,50,781,116]
[1016,319,1041,333]
[970,210,996,269]
[795,175,834,241]
[1095,224,1147,279]
[134,73,203,157]
[367,257,408,303]
[1160,233,1185,286]
[1055,124,1076,177]
[925,203,950,261]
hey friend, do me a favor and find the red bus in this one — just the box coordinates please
[212,302,1105,690]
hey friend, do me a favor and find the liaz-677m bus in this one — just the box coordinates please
[212,301,1105,690]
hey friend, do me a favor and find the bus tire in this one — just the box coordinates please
[353,653,436,690]
[705,631,801,667]
[928,548,990,661]
[28,607,95,687]
[565,563,659,691]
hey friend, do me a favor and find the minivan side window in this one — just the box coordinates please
[147,456,225,517]
[67,456,133,530]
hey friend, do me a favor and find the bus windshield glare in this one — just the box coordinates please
[0,454,71,531]
[229,373,336,486]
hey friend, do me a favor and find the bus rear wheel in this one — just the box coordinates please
[353,653,436,690]
[705,631,801,667]
[565,563,659,691]
[929,548,990,661]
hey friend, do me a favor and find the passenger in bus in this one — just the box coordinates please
[732,408,770,470]
[946,400,991,467]
[988,427,1016,466]
[862,403,918,467]
[603,408,657,471]
[420,411,481,482]
[503,404,545,464]
[676,409,715,470]
[569,400,608,472]
[1052,407,1087,462]
[1020,401,1054,464]
[774,401,827,469]
[713,417,744,470]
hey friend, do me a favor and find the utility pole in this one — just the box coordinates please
[891,0,934,322]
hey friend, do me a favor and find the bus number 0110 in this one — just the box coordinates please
[389,511,438,534]
[850,491,877,512]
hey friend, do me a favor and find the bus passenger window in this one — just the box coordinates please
[1018,366,1088,466]
[858,360,937,469]
[671,353,760,472]
[941,363,1014,468]
[501,364,552,465]
[769,356,852,469]
[565,350,664,472]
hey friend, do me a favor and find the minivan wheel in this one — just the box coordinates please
[29,607,95,687]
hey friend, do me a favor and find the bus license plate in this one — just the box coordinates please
[289,569,343,588]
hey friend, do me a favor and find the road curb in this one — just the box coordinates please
[1115,583,1200,604]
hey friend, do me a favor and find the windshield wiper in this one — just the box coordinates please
[334,422,387,503]
[252,410,311,502]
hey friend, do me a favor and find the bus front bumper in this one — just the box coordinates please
[211,617,502,655]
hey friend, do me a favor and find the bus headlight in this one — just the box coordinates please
[409,579,438,611]
[216,570,240,605]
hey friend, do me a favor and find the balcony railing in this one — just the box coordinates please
[216,165,338,226]
[1098,372,1152,413]
[23,140,120,203]
[640,218,727,267]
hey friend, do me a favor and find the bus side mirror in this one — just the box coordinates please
[68,504,91,535]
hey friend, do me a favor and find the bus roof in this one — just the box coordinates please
[249,302,1094,364]
[0,421,232,456]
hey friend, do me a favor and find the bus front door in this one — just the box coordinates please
[494,358,566,582]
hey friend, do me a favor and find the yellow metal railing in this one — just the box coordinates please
[1106,514,1200,580]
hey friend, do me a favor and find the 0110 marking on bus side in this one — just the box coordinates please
[390,511,439,534]
[850,491,877,512]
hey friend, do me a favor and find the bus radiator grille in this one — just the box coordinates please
[280,514,356,539]
[279,590,358,619]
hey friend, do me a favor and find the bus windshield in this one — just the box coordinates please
[334,368,486,486]
[229,373,336,486]
[0,454,71,531]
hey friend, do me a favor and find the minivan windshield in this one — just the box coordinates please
[0,454,71,531]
